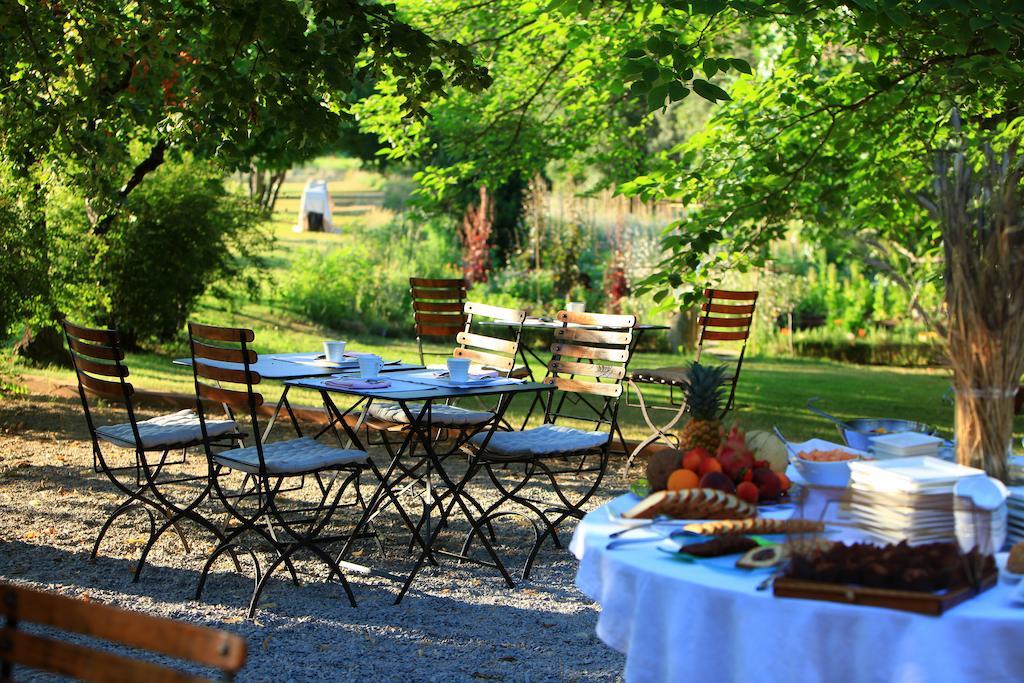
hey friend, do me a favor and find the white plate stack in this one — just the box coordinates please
[846,456,987,544]
[1007,486,1024,544]
[868,432,946,460]
[1008,456,1024,486]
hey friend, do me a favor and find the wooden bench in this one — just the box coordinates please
[0,582,246,682]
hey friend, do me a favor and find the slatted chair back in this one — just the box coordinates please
[61,319,143,458]
[454,302,527,378]
[0,581,246,682]
[410,277,468,366]
[186,322,266,470]
[695,288,758,411]
[542,310,638,432]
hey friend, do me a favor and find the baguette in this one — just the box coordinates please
[621,489,757,521]
[682,518,825,536]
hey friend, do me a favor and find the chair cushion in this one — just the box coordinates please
[469,423,608,457]
[366,402,493,427]
[95,409,237,449]
[629,366,735,386]
[214,437,367,475]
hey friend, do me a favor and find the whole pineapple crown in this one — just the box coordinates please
[682,361,729,420]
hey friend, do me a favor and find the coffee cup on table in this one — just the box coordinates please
[324,341,347,362]
[358,354,384,380]
[566,301,586,314]
[447,357,471,382]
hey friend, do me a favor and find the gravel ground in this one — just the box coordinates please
[0,394,626,682]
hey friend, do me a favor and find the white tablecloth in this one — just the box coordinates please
[570,492,1024,683]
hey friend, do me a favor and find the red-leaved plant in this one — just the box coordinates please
[459,186,493,284]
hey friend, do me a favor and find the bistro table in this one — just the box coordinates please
[285,370,556,603]
[173,352,419,439]
[570,487,1024,683]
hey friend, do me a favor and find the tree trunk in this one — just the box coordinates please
[246,166,287,214]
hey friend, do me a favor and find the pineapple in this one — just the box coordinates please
[677,361,729,453]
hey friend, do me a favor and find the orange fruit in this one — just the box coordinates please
[736,481,759,505]
[667,468,700,491]
[776,472,791,491]
[698,458,723,477]
[682,450,706,472]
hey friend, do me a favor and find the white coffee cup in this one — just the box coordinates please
[324,341,347,362]
[447,357,471,382]
[358,354,384,379]
[566,301,586,314]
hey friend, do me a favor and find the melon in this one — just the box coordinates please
[745,430,789,472]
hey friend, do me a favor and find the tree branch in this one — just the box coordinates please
[92,139,168,236]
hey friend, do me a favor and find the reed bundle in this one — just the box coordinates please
[919,133,1024,480]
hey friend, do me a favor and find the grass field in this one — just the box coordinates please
[9,160,1023,445]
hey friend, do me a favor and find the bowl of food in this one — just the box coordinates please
[789,439,866,488]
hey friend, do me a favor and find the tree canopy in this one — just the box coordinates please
[613,0,1024,314]
[0,0,490,225]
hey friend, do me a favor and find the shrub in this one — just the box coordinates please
[49,157,265,344]
[0,172,47,337]
[278,214,461,336]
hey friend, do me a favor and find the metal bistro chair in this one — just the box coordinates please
[410,277,468,367]
[624,288,758,470]
[0,581,247,682]
[62,319,242,581]
[187,322,374,617]
[463,310,637,580]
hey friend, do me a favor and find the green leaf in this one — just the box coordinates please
[702,59,718,79]
[668,82,689,102]
[648,84,670,109]
[692,78,730,102]
[729,58,752,75]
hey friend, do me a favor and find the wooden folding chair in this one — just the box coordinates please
[187,322,376,617]
[61,320,242,582]
[0,581,246,682]
[624,288,758,470]
[410,277,467,367]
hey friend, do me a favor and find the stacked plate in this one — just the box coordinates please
[1008,455,1024,486]
[846,456,986,544]
[868,432,945,460]
[1007,486,1024,545]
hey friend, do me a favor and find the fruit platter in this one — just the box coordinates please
[619,425,794,526]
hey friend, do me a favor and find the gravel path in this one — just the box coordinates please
[0,394,626,681]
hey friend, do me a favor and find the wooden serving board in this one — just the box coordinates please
[773,569,997,616]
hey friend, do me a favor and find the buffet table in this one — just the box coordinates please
[570,491,1024,683]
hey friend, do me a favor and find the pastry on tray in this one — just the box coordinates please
[622,489,757,521]
[683,518,826,536]
[680,536,759,558]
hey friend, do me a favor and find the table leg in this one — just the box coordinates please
[261,385,292,442]
[394,395,518,603]
[319,392,436,569]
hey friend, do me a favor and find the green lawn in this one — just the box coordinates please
[21,294,1010,442]
[11,161,1022,445]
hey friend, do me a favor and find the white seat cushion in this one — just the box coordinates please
[469,423,608,457]
[214,437,367,475]
[95,409,237,449]
[366,402,493,427]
